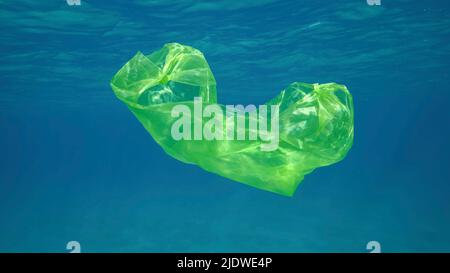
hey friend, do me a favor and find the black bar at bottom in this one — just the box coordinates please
[0,253,448,271]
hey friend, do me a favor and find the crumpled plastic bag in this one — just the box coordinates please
[110,43,354,196]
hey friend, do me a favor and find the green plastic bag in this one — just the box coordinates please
[111,43,354,196]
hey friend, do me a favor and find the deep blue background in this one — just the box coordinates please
[1,0,450,252]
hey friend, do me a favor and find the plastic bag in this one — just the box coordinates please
[110,43,354,196]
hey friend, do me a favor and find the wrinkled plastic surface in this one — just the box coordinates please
[111,43,354,196]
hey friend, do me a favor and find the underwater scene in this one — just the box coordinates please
[0,0,450,252]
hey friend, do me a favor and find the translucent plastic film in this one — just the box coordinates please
[111,43,354,196]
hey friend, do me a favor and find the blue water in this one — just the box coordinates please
[1,0,450,252]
